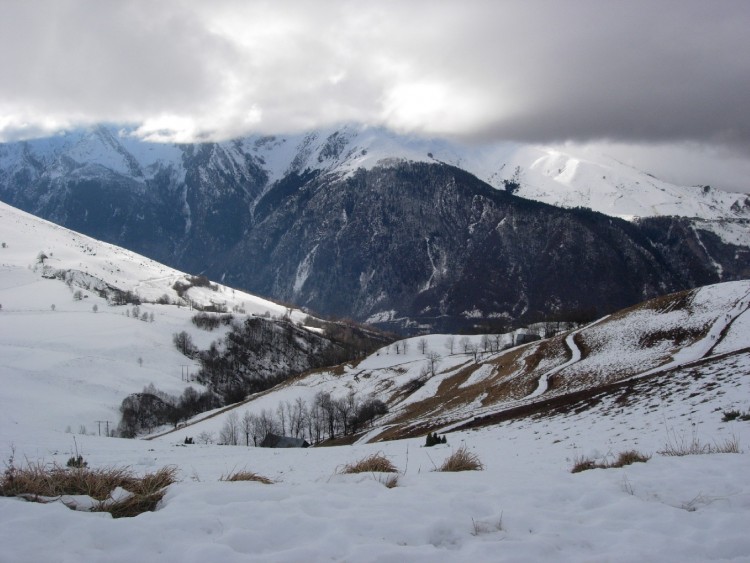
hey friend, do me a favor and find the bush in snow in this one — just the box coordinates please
[66,455,87,469]
[339,453,398,474]
[437,446,483,472]
[425,432,447,447]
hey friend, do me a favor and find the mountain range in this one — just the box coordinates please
[1,124,748,332]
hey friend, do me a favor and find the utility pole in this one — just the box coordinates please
[95,420,112,436]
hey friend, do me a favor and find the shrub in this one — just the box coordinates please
[339,453,398,474]
[192,312,234,330]
[722,409,750,422]
[425,432,447,447]
[220,470,274,484]
[187,275,214,289]
[66,455,87,469]
[437,446,483,472]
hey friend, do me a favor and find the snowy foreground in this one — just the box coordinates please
[2,386,750,562]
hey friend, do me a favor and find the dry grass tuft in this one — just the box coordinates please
[658,433,740,456]
[378,473,400,489]
[571,455,601,473]
[339,453,398,474]
[571,450,650,473]
[610,450,651,468]
[220,470,274,484]
[437,446,484,472]
[92,491,166,519]
[0,459,177,518]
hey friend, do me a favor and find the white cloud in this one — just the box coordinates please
[0,0,749,191]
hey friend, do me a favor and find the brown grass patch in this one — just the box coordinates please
[339,453,398,474]
[437,446,484,472]
[571,450,650,473]
[571,455,601,473]
[610,450,651,467]
[658,433,740,456]
[1,461,177,518]
[220,470,274,484]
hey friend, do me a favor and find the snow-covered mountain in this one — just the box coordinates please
[2,124,748,220]
[1,125,749,333]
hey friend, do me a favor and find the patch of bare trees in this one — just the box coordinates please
[217,390,388,446]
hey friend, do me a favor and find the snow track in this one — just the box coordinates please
[527,316,609,399]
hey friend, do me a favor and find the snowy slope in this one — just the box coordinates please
[0,200,313,434]
[155,281,750,446]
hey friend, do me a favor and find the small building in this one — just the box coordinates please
[260,433,310,448]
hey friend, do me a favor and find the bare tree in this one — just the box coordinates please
[242,411,254,446]
[309,398,324,444]
[254,409,277,442]
[219,411,240,445]
[459,336,471,354]
[467,342,480,363]
[493,333,504,352]
[334,392,357,436]
[173,331,197,358]
[317,392,337,440]
[418,338,428,354]
[426,351,442,377]
[276,403,286,435]
[197,431,214,444]
[292,397,307,438]
[445,336,455,355]
[481,334,491,354]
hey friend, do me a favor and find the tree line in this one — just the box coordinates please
[214,391,388,446]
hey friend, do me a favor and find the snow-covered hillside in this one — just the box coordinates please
[0,200,315,434]
[1,200,750,561]
[153,280,750,446]
[3,124,749,221]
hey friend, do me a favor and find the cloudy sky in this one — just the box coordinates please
[1,0,749,192]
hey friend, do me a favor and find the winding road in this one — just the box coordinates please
[527,316,608,399]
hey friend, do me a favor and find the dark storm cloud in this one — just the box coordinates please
[0,1,748,189]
